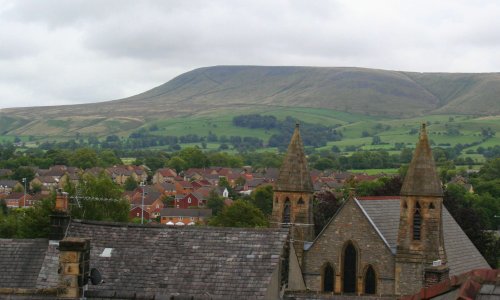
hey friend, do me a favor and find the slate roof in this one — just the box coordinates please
[275,124,313,193]
[356,198,490,276]
[0,239,49,288]
[401,124,443,197]
[0,179,20,188]
[61,220,288,299]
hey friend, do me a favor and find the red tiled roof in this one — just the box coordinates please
[402,269,499,300]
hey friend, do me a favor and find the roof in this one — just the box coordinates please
[0,239,49,288]
[275,124,313,193]
[160,208,212,217]
[401,124,443,197]
[0,179,20,187]
[402,269,500,300]
[64,220,288,299]
[356,198,490,275]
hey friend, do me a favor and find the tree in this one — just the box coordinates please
[313,191,342,235]
[167,156,187,173]
[17,196,54,238]
[70,148,98,169]
[209,200,268,227]
[179,147,209,168]
[250,185,273,216]
[124,176,138,191]
[11,166,35,183]
[207,189,225,216]
[99,150,122,167]
[69,172,129,222]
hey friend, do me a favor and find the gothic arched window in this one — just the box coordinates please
[298,197,305,205]
[413,202,421,240]
[342,243,357,293]
[323,263,335,292]
[283,199,291,224]
[364,265,376,294]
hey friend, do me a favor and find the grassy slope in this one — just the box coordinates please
[2,66,500,139]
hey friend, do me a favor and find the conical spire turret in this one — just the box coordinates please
[275,123,313,192]
[401,123,443,197]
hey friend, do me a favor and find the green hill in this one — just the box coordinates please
[1,66,499,137]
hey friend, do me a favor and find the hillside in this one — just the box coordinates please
[1,66,500,137]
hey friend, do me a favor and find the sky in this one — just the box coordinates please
[1,0,499,109]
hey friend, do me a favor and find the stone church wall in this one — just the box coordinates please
[303,199,395,295]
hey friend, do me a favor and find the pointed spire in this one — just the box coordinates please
[275,123,313,192]
[401,123,443,196]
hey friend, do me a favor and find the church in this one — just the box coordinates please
[274,123,490,297]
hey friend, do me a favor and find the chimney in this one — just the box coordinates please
[50,189,70,241]
[58,238,91,299]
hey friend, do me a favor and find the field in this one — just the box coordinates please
[2,107,499,168]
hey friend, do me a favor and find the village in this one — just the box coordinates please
[0,161,400,225]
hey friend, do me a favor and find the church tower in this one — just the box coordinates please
[395,124,448,295]
[272,123,314,265]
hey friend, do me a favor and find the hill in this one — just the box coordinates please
[1,66,500,137]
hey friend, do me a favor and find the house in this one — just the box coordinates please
[0,179,23,194]
[106,166,133,185]
[174,180,194,195]
[30,175,59,194]
[160,207,212,225]
[154,181,176,196]
[0,168,13,178]
[152,167,177,184]
[130,186,164,218]
[3,192,32,208]
[175,192,205,209]
[129,206,150,221]
[272,123,490,297]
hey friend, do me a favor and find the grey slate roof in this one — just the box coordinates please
[0,239,48,288]
[63,220,288,299]
[356,198,490,276]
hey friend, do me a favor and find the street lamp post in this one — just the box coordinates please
[140,181,145,224]
[22,178,27,208]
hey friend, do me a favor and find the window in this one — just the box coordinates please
[323,263,335,292]
[298,198,305,205]
[343,243,357,293]
[364,265,376,294]
[429,202,435,209]
[413,202,421,240]
[188,197,192,203]
[283,199,291,224]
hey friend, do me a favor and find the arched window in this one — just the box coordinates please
[283,199,291,224]
[323,263,335,292]
[364,265,376,294]
[429,202,435,209]
[343,243,357,293]
[413,202,421,240]
[298,197,305,205]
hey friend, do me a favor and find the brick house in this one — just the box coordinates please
[129,206,150,220]
[175,192,205,209]
[152,168,177,184]
[3,192,33,208]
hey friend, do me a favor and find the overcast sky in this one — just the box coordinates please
[1,0,499,109]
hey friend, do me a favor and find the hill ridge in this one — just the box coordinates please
[1,65,499,136]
